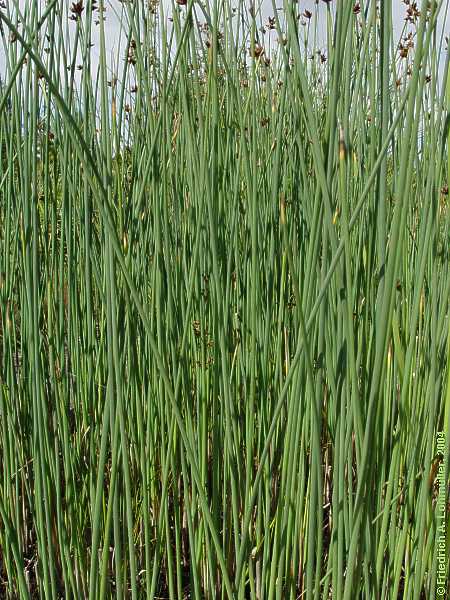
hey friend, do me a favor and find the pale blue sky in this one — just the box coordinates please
[0,1,448,84]
[80,0,449,71]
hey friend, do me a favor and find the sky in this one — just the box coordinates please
[0,1,448,87]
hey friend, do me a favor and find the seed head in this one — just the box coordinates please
[70,1,84,20]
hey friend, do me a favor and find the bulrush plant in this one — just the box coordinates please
[0,0,448,598]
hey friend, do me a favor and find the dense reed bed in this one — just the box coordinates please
[0,0,449,598]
